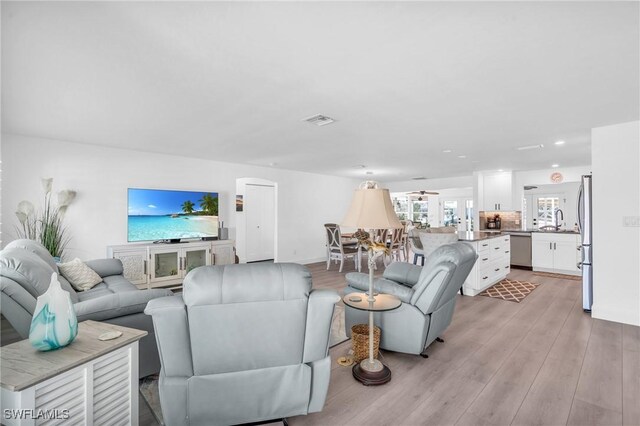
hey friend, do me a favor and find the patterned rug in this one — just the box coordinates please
[533,271,582,281]
[479,279,539,303]
[139,305,348,425]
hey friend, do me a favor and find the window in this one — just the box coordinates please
[537,196,560,227]
[443,200,458,227]
[392,196,409,221]
[412,199,429,225]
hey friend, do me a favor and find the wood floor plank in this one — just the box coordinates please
[568,319,623,425]
[622,348,640,426]
[455,282,578,426]
[622,323,640,352]
[343,289,541,425]
[567,398,622,426]
[512,295,593,426]
[622,324,640,426]
[396,272,569,425]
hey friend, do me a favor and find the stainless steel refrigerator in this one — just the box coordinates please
[577,174,593,312]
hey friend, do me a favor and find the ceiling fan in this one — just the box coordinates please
[406,190,439,201]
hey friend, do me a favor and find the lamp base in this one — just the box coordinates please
[352,360,392,386]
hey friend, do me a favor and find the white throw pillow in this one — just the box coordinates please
[57,258,103,291]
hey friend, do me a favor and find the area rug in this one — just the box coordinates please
[140,304,349,424]
[140,375,163,425]
[533,271,582,281]
[478,279,539,303]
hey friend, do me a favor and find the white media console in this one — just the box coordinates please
[107,240,235,290]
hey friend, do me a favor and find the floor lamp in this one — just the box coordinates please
[342,181,402,384]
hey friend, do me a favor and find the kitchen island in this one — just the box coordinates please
[458,231,511,296]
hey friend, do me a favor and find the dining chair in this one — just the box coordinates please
[324,223,361,273]
[400,220,413,261]
[385,228,405,265]
[408,228,426,266]
[372,228,389,244]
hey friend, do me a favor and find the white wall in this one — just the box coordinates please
[513,165,592,210]
[1,134,360,264]
[591,121,640,326]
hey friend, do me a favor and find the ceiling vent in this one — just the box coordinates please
[303,114,336,126]
[412,176,427,180]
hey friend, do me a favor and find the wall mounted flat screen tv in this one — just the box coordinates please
[127,188,219,242]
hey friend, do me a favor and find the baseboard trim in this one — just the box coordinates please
[591,304,640,326]
[297,257,327,265]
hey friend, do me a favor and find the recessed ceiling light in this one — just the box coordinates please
[365,171,374,175]
[269,162,278,167]
[517,144,545,151]
[497,169,504,172]
[457,155,467,159]
[554,140,565,145]
[551,164,560,168]
[443,149,452,153]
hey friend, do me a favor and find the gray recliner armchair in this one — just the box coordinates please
[344,243,477,356]
[0,239,172,377]
[144,262,340,426]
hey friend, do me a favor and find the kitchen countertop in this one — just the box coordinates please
[496,228,580,235]
[460,229,580,241]
[457,231,508,242]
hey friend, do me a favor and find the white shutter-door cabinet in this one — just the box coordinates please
[1,322,143,426]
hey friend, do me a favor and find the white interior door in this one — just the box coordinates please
[245,184,276,262]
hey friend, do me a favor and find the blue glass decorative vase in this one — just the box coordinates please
[29,272,78,351]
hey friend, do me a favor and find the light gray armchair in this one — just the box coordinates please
[0,239,172,377]
[144,262,340,426]
[344,243,477,357]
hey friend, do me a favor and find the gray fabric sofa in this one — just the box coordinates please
[145,262,340,426]
[344,242,477,356]
[0,239,172,377]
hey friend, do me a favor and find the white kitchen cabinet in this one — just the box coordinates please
[531,232,580,275]
[531,239,554,269]
[481,171,513,211]
[108,240,235,290]
[462,234,511,296]
[553,239,580,272]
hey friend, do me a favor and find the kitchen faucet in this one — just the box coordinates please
[554,208,564,230]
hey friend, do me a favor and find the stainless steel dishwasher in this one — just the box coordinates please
[508,231,532,268]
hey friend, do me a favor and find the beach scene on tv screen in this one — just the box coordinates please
[128,188,219,241]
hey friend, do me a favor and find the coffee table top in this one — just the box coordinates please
[343,292,402,312]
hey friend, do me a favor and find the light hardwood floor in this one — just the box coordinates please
[3,259,638,426]
[294,261,640,426]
